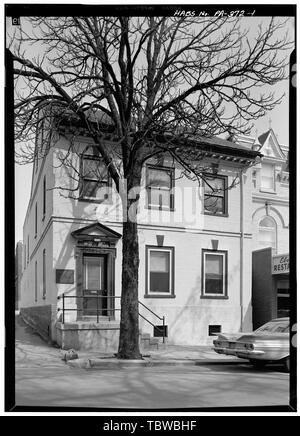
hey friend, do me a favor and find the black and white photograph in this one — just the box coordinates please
[5,2,296,416]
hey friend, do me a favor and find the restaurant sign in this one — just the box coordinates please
[272,254,289,275]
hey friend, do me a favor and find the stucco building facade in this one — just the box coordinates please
[19,119,263,350]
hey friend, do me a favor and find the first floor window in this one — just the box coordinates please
[146,246,174,296]
[35,261,38,302]
[202,250,227,297]
[42,249,46,299]
[35,202,37,237]
[43,176,46,218]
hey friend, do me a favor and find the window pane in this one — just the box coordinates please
[150,251,170,272]
[261,164,274,189]
[258,229,276,248]
[205,277,223,294]
[148,188,170,207]
[206,254,223,274]
[148,168,171,189]
[84,257,105,290]
[205,254,224,294]
[261,163,273,177]
[204,177,224,195]
[260,217,275,228]
[150,272,170,293]
[261,176,274,189]
[82,180,109,201]
[204,196,224,214]
[83,158,108,181]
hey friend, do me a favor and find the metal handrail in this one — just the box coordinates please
[57,293,166,343]
[138,300,164,321]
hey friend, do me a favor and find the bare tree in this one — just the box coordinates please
[10,16,292,358]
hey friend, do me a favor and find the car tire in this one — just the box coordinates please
[283,356,290,373]
[249,360,266,369]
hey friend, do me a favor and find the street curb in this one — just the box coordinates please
[67,357,246,369]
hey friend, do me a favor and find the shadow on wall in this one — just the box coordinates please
[243,302,253,332]
[168,256,247,344]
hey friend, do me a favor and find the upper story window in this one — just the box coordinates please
[204,175,228,216]
[34,260,38,303]
[261,163,275,191]
[42,176,46,218]
[80,155,111,202]
[258,216,277,253]
[252,170,257,189]
[42,249,46,299]
[34,151,38,173]
[146,166,174,210]
[24,244,26,270]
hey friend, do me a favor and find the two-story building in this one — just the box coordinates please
[19,115,262,350]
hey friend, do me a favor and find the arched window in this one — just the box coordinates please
[258,216,277,253]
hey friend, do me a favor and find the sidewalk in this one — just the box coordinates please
[16,314,245,370]
[68,344,245,369]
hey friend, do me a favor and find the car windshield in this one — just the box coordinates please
[255,321,289,333]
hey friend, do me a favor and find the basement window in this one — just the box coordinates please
[209,325,221,336]
[153,325,168,338]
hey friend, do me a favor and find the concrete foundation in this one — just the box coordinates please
[56,321,120,352]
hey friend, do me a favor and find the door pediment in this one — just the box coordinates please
[71,222,122,246]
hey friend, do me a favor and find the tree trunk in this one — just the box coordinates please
[117,165,142,359]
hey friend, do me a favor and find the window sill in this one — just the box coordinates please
[200,295,228,300]
[78,197,113,205]
[145,205,175,212]
[259,189,276,194]
[144,294,176,299]
[204,212,229,218]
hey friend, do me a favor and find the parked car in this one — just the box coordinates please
[213,318,290,371]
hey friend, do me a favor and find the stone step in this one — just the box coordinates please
[140,333,151,340]
[139,329,168,351]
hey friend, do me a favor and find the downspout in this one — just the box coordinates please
[239,169,244,331]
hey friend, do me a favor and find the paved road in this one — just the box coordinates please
[14,315,290,410]
[16,364,289,410]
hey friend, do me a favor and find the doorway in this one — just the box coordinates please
[83,255,108,317]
